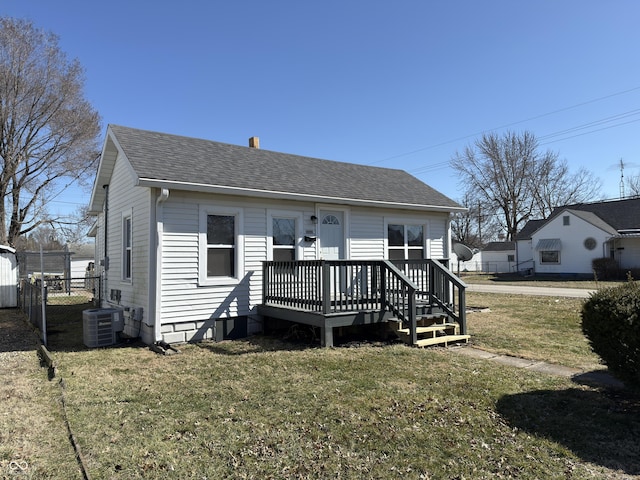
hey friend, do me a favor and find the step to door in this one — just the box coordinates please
[396,323,459,335]
[415,334,470,348]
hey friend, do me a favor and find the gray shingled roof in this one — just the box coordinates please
[515,219,546,240]
[565,209,618,235]
[108,125,462,210]
[515,198,640,240]
[549,198,640,232]
[483,241,515,252]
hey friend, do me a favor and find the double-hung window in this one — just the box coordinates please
[122,211,132,281]
[207,215,236,277]
[387,223,425,261]
[268,210,302,262]
[199,206,243,285]
[272,218,297,261]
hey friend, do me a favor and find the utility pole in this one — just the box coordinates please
[620,158,625,199]
[477,201,482,244]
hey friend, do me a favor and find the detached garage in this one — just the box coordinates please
[0,245,18,308]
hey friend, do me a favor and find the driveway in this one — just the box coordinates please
[466,283,595,298]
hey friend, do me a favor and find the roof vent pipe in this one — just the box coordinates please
[248,136,260,149]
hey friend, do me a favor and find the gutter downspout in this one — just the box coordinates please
[151,188,170,342]
[102,185,109,306]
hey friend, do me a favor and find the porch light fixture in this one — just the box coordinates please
[311,215,318,224]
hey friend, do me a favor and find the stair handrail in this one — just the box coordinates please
[428,258,467,335]
[381,260,419,345]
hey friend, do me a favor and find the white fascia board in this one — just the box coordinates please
[88,127,140,215]
[136,178,466,214]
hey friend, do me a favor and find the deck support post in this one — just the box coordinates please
[321,325,334,347]
[321,261,331,315]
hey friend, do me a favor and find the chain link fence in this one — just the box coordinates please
[19,276,101,349]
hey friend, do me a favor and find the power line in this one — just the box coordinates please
[371,85,640,167]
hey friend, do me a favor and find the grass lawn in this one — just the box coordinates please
[54,339,639,479]
[46,286,639,480]
[466,292,602,370]
[6,286,640,479]
[459,272,621,290]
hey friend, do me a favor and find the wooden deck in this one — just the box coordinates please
[258,259,468,347]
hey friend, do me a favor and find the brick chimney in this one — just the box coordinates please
[248,136,260,149]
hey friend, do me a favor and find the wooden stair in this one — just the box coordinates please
[389,314,470,348]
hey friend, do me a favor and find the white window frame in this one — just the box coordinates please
[385,219,427,261]
[198,204,244,286]
[267,210,304,261]
[122,209,132,283]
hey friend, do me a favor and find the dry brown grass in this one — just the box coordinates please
[0,310,82,479]
[460,272,621,290]
[466,292,603,370]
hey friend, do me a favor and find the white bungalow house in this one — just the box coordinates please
[515,197,640,275]
[88,125,468,347]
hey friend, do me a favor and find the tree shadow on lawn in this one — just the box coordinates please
[496,387,640,475]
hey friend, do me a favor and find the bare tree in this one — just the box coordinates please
[451,188,502,248]
[532,156,601,218]
[0,17,101,247]
[626,173,640,198]
[451,131,537,241]
[451,131,600,241]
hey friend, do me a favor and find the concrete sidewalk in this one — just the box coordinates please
[466,283,595,298]
[451,345,625,389]
[461,283,622,388]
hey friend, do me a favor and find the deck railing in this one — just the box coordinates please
[262,259,467,337]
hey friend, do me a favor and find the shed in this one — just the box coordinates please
[0,246,18,308]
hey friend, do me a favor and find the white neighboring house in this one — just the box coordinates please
[516,197,640,275]
[69,243,95,278]
[480,242,516,273]
[88,125,466,345]
[451,241,516,273]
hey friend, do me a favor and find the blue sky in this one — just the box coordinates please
[3,0,640,224]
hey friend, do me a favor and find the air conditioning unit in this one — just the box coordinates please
[83,308,124,348]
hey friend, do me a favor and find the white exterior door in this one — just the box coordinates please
[319,210,344,259]
[319,210,346,296]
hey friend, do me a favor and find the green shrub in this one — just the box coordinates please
[581,281,640,388]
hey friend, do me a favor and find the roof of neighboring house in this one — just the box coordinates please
[90,125,463,214]
[482,241,515,252]
[68,243,95,259]
[549,197,640,232]
[564,209,618,235]
[515,219,546,240]
[515,197,640,240]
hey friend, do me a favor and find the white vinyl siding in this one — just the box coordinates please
[198,204,244,286]
[428,219,446,259]
[102,154,151,310]
[107,189,457,338]
[350,213,385,259]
